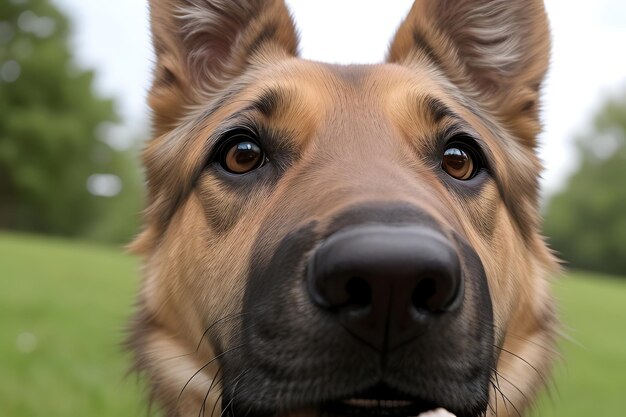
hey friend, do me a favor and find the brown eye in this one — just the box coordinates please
[219,135,265,174]
[442,145,476,180]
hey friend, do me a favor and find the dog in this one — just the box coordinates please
[127,1,559,416]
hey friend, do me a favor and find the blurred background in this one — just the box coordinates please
[1,0,625,416]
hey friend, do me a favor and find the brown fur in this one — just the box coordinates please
[129,1,559,416]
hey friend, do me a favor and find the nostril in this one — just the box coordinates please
[345,277,371,308]
[307,225,464,350]
[411,277,438,312]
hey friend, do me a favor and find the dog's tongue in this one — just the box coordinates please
[416,409,456,417]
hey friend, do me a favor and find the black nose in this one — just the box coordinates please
[307,225,463,351]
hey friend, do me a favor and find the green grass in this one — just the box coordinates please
[1,232,625,416]
[530,271,626,416]
[0,233,147,417]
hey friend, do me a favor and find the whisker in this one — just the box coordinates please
[493,371,510,416]
[226,369,249,417]
[194,313,249,353]
[210,389,225,417]
[486,382,497,416]
[212,369,249,417]
[480,319,559,358]
[503,331,560,357]
[207,370,229,417]
[491,376,522,417]
[178,344,245,404]
[199,365,223,417]
[220,396,235,417]
[490,367,530,406]
[164,312,249,362]
[199,388,208,417]
[492,344,545,381]
[492,380,498,417]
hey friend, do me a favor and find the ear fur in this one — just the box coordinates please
[148,0,299,135]
[388,0,550,146]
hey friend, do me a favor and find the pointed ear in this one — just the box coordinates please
[149,0,299,135]
[388,0,550,146]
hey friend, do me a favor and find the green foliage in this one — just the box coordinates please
[2,232,625,417]
[544,91,626,275]
[0,0,143,243]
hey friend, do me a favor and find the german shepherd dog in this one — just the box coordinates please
[128,1,559,416]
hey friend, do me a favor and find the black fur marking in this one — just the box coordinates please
[423,96,456,124]
[412,29,444,70]
[251,87,289,118]
[157,67,177,88]
[247,21,279,58]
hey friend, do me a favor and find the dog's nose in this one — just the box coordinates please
[307,225,463,351]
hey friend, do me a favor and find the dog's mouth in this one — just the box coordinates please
[320,399,454,417]
[224,384,461,417]
[317,384,455,417]
[223,384,462,417]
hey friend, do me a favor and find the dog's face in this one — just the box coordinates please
[129,1,559,417]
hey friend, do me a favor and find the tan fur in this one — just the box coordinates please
[129,1,559,416]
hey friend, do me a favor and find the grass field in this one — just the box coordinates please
[1,232,625,417]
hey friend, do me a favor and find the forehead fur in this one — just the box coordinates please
[134,58,541,256]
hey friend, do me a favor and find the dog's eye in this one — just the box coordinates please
[441,141,481,180]
[218,133,265,174]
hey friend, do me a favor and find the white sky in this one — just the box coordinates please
[51,0,626,196]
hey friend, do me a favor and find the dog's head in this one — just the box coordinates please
[129,1,559,416]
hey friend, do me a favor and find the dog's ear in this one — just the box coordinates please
[149,0,299,135]
[388,0,550,146]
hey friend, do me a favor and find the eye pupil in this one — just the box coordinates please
[221,136,264,174]
[442,145,476,180]
[234,143,258,164]
[444,149,467,170]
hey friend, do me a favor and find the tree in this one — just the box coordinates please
[544,91,626,276]
[0,0,142,242]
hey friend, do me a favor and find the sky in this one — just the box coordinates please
[50,0,626,196]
